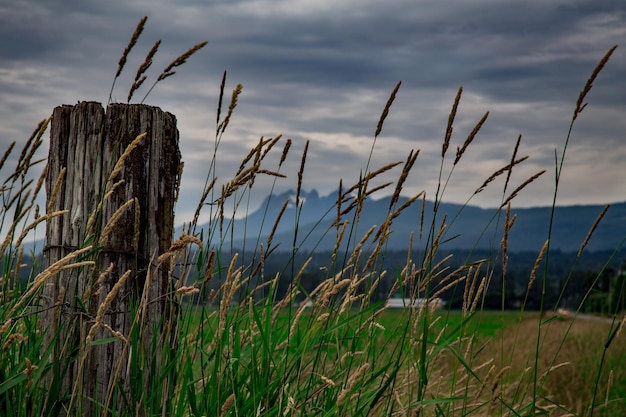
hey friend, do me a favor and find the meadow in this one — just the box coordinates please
[0,17,624,417]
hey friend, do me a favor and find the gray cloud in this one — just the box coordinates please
[1,0,625,231]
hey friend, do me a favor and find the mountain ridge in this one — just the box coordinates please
[188,188,626,253]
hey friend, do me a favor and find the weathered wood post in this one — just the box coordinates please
[42,102,181,415]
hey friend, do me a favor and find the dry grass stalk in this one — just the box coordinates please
[469,275,488,314]
[501,203,517,279]
[474,156,528,195]
[443,86,463,158]
[219,185,226,238]
[212,255,242,349]
[0,141,16,173]
[204,250,216,283]
[7,210,67,255]
[320,375,336,387]
[86,268,133,344]
[3,333,27,351]
[217,165,264,228]
[10,187,32,222]
[337,363,370,407]
[157,41,208,82]
[320,278,352,309]
[286,298,311,342]
[157,232,203,264]
[220,393,236,417]
[260,135,282,161]
[504,134,522,193]
[574,45,618,120]
[341,180,393,219]
[317,312,330,323]
[266,198,290,251]
[474,361,496,399]
[176,286,200,297]
[11,246,24,288]
[98,199,136,246]
[375,81,401,138]
[84,262,115,301]
[272,258,310,315]
[331,221,348,265]
[279,138,292,167]
[255,169,287,178]
[85,179,124,234]
[106,132,147,191]
[334,180,343,227]
[538,362,571,381]
[501,170,546,208]
[430,277,466,308]
[342,179,375,220]
[102,323,128,344]
[339,271,373,315]
[9,120,42,181]
[434,214,447,248]
[236,137,268,177]
[217,83,243,136]
[356,292,387,331]
[216,70,227,126]
[490,365,511,401]
[454,111,489,165]
[3,186,27,217]
[71,266,132,412]
[389,149,419,210]
[0,320,12,334]
[296,140,310,207]
[13,119,47,179]
[374,192,423,243]
[115,16,148,78]
[528,239,550,292]
[22,358,38,390]
[347,224,376,265]
[32,164,46,200]
[127,39,161,102]
[432,261,467,292]
[58,261,95,272]
[462,265,479,315]
[355,161,403,193]
[10,245,93,315]
[350,225,382,271]
[46,167,67,212]
[577,203,610,257]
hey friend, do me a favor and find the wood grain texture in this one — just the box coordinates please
[43,102,180,416]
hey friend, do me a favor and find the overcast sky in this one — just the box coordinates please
[1,0,625,227]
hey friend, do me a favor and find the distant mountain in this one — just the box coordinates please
[186,189,626,254]
[20,189,624,255]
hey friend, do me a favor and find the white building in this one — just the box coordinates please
[386,297,445,309]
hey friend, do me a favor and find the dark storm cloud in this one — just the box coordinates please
[1,0,625,226]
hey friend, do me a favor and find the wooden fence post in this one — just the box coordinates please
[42,102,181,416]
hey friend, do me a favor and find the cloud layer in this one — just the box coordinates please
[1,0,625,226]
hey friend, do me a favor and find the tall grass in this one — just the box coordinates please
[0,17,623,416]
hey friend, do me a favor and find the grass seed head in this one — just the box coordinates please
[116,16,148,78]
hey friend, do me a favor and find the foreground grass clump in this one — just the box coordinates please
[0,19,624,416]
